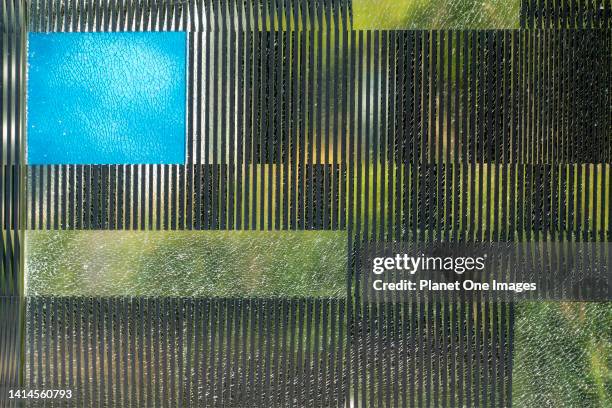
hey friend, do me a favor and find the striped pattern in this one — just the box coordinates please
[1,2,26,403]
[28,0,353,32]
[25,162,612,240]
[26,30,612,236]
[0,297,23,403]
[344,24,610,406]
[522,0,612,28]
[348,296,515,407]
[1,1,610,407]
[26,164,346,230]
[26,297,347,407]
[1,0,26,166]
[1,0,26,291]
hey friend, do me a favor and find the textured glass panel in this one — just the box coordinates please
[24,297,348,406]
[6,1,610,406]
[25,230,346,297]
[27,32,186,164]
